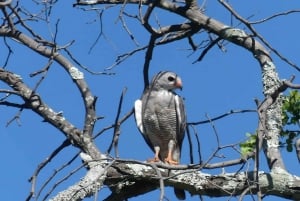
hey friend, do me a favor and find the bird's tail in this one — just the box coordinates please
[174,188,186,200]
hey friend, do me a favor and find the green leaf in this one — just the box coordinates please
[240,133,256,157]
[281,90,300,152]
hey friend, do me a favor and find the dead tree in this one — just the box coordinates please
[0,0,300,200]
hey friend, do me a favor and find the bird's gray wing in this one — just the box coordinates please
[134,89,156,152]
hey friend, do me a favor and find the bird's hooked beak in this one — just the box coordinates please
[175,77,183,90]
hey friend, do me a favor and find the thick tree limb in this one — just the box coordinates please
[0,68,100,159]
[104,161,300,200]
[0,0,12,7]
[50,153,112,201]
[2,1,298,201]
[0,26,98,141]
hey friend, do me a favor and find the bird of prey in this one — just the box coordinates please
[134,71,186,199]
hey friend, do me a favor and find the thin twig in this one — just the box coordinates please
[8,4,44,40]
[1,5,15,32]
[185,125,194,163]
[193,36,222,63]
[94,108,134,139]
[29,59,53,77]
[105,45,148,70]
[188,109,256,125]
[31,59,53,93]
[250,9,300,24]
[41,154,82,201]
[0,101,28,109]
[141,0,159,34]
[0,90,20,99]
[36,152,79,200]
[107,87,127,157]
[190,124,202,164]
[283,79,300,89]
[205,113,221,147]
[117,4,140,47]
[64,47,116,75]
[88,8,106,54]
[218,0,300,72]
[106,23,200,70]
[148,163,165,201]
[6,108,23,127]
[26,140,71,201]
[2,37,13,68]
[143,34,157,88]
[238,185,256,201]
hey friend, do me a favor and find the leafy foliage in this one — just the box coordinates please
[281,90,300,152]
[240,132,256,157]
[240,90,300,155]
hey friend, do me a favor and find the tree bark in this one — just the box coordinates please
[104,162,300,200]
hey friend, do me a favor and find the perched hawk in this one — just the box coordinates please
[134,71,186,199]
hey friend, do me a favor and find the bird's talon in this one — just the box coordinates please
[164,158,179,165]
[147,157,160,163]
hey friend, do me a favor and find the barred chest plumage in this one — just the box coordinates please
[142,89,178,159]
[134,71,186,199]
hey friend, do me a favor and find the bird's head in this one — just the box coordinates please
[151,71,183,91]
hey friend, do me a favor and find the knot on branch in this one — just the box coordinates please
[69,66,84,80]
[221,27,248,42]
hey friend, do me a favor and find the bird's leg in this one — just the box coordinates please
[165,140,178,165]
[147,146,161,162]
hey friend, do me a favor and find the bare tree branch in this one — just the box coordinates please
[218,0,300,72]
[38,153,80,201]
[104,161,300,200]
[0,0,12,7]
[0,67,101,158]
[143,34,157,88]
[107,87,127,157]
[250,9,300,24]
[0,26,98,142]
[1,1,300,201]
[27,140,71,201]
[188,109,256,125]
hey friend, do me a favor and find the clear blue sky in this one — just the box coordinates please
[0,0,299,201]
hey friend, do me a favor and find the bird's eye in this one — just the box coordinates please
[168,76,175,82]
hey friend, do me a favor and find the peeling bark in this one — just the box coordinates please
[50,165,106,201]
